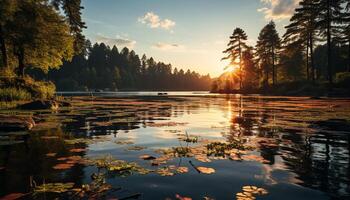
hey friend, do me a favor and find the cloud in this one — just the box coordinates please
[258,0,300,20]
[95,34,136,49]
[152,42,184,51]
[138,12,176,30]
[152,42,207,54]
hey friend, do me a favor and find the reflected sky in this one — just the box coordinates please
[1,95,350,199]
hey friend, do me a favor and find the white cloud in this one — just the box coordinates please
[138,12,176,30]
[152,42,207,54]
[95,34,136,49]
[258,0,300,20]
[152,42,184,51]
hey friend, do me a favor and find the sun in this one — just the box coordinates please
[224,64,240,74]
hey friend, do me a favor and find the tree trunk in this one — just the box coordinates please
[326,0,333,84]
[306,37,310,81]
[0,26,8,69]
[310,34,315,82]
[17,48,25,77]
[238,39,242,90]
[348,40,350,72]
[272,47,275,85]
[266,70,269,88]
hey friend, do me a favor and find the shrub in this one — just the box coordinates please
[335,72,350,88]
[31,80,56,99]
[0,76,56,100]
[0,87,32,101]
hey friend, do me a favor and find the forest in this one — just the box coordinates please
[38,42,212,91]
[213,0,350,95]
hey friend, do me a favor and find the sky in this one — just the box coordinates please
[82,0,300,77]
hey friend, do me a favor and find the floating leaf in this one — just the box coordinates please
[197,167,215,174]
[57,156,82,161]
[69,148,86,153]
[53,163,74,170]
[236,186,268,200]
[195,155,211,163]
[176,167,189,174]
[175,194,192,200]
[157,167,175,176]
[241,155,269,164]
[46,153,57,157]
[0,193,26,200]
[139,154,156,160]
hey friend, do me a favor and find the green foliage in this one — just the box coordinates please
[335,72,350,88]
[0,1,78,76]
[0,77,55,100]
[0,87,31,101]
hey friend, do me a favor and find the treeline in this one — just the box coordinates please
[40,42,212,91]
[214,0,350,93]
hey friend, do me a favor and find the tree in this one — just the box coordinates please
[222,28,249,90]
[51,0,87,53]
[279,42,305,81]
[256,21,281,87]
[316,0,343,84]
[339,1,350,72]
[241,46,257,89]
[0,0,17,69]
[0,0,86,77]
[283,0,318,81]
[7,1,74,76]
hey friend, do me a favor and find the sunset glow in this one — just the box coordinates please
[81,0,294,77]
[225,64,240,74]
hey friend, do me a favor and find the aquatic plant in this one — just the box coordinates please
[33,182,75,194]
[92,155,153,175]
[206,141,248,157]
[181,132,199,143]
[236,186,268,200]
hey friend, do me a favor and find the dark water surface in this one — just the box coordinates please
[1,94,350,199]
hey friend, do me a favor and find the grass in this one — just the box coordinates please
[0,87,32,101]
[0,76,56,101]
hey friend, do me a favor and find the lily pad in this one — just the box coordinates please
[69,148,86,153]
[139,154,157,160]
[197,167,215,174]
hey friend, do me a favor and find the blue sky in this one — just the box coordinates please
[82,0,300,77]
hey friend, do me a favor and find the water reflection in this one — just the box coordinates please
[0,96,349,199]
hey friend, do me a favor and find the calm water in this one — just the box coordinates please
[1,94,350,200]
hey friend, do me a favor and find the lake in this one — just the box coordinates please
[0,93,350,200]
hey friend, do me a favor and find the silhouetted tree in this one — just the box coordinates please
[222,28,249,89]
[48,42,212,91]
[284,0,318,81]
[256,21,281,87]
[316,0,343,84]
